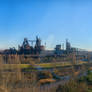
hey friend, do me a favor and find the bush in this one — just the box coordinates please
[56,80,88,92]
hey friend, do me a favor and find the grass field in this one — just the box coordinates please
[2,61,87,69]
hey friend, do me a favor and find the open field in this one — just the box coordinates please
[37,61,87,68]
[2,61,88,69]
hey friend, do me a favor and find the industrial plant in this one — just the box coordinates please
[3,36,45,55]
[1,36,89,59]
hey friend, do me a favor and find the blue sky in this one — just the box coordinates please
[0,0,92,50]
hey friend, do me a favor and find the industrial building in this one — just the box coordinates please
[18,36,45,55]
[54,45,65,56]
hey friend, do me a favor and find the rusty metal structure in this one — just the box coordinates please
[18,36,45,55]
[2,36,45,55]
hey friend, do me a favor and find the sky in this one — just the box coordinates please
[0,0,92,50]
